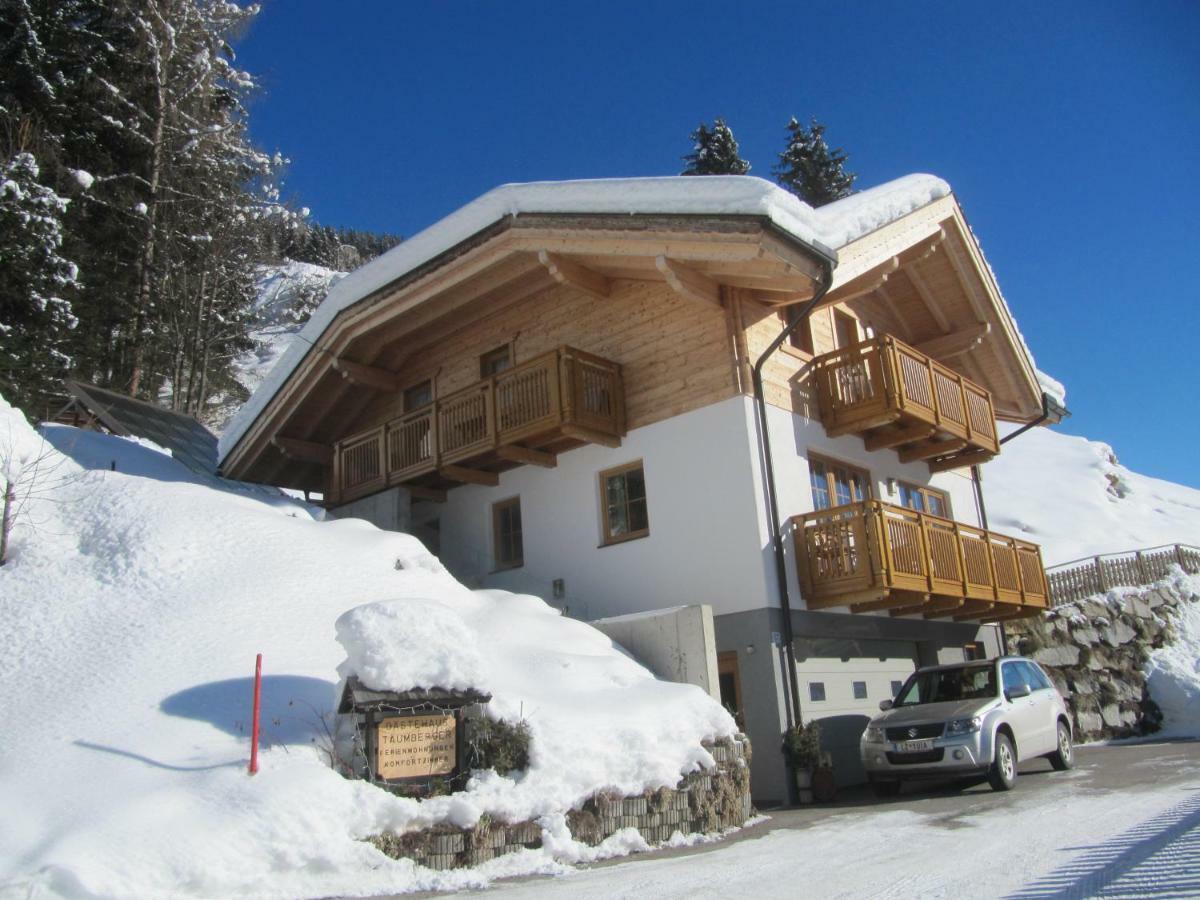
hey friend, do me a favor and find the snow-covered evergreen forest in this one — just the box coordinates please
[0,0,398,423]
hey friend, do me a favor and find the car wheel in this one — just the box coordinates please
[1048,720,1074,771]
[987,732,1017,792]
[871,778,901,799]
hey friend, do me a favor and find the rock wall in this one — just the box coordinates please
[368,735,753,871]
[1005,575,1198,741]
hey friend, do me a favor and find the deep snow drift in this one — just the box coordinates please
[0,396,733,898]
[986,423,1200,567]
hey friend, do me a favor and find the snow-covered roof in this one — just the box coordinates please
[219,174,950,463]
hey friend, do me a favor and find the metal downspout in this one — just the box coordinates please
[976,391,1070,655]
[750,262,835,730]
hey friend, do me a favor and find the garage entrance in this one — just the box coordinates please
[794,637,919,786]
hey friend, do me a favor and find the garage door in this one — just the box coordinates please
[794,638,918,786]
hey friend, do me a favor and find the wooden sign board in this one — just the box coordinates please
[375,713,457,779]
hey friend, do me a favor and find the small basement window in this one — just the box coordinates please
[492,497,523,570]
[600,461,649,544]
[809,682,826,702]
[853,681,868,700]
[891,680,903,697]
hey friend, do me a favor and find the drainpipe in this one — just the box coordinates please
[976,391,1070,655]
[750,258,835,730]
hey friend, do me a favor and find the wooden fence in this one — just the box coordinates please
[1045,544,1200,606]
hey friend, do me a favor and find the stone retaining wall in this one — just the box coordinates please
[368,734,753,870]
[1005,575,1198,741]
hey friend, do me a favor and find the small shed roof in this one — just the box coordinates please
[62,381,219,477]
[337,676,491,713]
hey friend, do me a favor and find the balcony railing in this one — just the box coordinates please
[812,335,999,468]
[793,500,1049,621]
[331,346,624,503]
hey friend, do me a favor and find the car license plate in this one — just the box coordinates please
[895,739,934,753]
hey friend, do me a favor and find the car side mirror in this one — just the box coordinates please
[879,699,893,711]
[1006,683,1032,701]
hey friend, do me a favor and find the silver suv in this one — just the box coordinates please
[860,656,1073,796]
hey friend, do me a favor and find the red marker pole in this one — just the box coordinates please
[249,653,262,775]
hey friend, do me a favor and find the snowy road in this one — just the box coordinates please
[476,741,1200,899]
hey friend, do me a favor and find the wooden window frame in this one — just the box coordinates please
[833,309,860,349]
[491,496,523,571]
[808,452,872,511]
[401,374,436,412]
[897,480,951,519]
[778,306,815,358]
[479,342,515,379]
[598,460,650,546]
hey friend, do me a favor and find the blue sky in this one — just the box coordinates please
[235,1,1200,488]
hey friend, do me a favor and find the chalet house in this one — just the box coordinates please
[218,175,1060,804]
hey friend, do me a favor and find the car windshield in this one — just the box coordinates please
[894,664,997,707]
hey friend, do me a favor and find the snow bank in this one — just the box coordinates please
[1146,578,1200,738]
[219,173,950,461]
[0,394,734,897]
[986,423,1200,566]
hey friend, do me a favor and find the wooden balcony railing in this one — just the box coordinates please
[812,335,999,470]
[793,500,1048,622]
[331,346,624,503]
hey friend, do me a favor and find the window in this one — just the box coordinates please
[600,461,649,544]
[1017,660,1052,691]
[898,481,950,518]
[1001,662,1028,695]
[809,454,870,511]
[479,344,513,378]
[853,681,868,700]
[492,497,523,570]
[963,641,985,661]
[834,310,859,349]
[403,379,433,411]
[780,306,815,355]
[891,680,903,698]
[809,682,826,702]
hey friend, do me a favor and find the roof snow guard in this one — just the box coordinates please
[217,174,952,467]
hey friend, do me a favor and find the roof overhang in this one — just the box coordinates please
[220,211,832,486]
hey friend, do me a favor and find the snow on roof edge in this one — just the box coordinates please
[218,174,951,464]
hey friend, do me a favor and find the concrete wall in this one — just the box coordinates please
[328,486,411,532]
[590,605,721,702]
[435,396,770,621]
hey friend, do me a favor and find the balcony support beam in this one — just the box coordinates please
[898,438,968,464]
[655,255,722,307]
[271,436,333,465]
[562,423,622,448]
[497,444,557,468]
[537,250,611,301]
[332,358,402,392]
[915,322,991,360]
[439,465,499,487]
[850,593,922,613]
[951,600,996,621]
[864,423,936,452]
[928,448,994,473]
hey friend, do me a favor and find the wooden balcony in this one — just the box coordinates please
[793,500,1049,622]
[330,346,624,504]
[812,335,1000,471]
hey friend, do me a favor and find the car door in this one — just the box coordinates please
[1000,660,1042,760]
[1017,660,1059,755]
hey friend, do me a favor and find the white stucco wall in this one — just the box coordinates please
[434,396,772,620]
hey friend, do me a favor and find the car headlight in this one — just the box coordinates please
[945,716,982,736]
[863,725,885,743]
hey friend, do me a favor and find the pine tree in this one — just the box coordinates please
[0,150,79,412]
[774,117,856,206]
[681,118,750,176]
